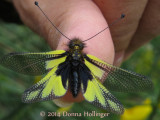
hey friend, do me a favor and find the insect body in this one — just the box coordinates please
[0,38,153,114]
[61,39,85,97]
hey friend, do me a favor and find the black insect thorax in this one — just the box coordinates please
[67,38,85,66]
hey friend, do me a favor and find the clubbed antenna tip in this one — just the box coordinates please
[121,14,125,19]
[35,1,38,6]
[34,1,71,41]
[82,13,126,42]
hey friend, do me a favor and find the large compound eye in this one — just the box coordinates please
[79,43,84,50]
[69,43,74,49]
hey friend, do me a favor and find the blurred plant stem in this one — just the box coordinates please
[147,89,160,120]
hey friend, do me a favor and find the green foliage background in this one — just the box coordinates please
[0,22,159,120]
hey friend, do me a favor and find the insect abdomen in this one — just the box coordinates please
[70,70,81,97]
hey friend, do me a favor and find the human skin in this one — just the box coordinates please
[12,0,160,103]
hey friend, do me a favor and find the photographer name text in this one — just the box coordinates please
[46,111,110,118]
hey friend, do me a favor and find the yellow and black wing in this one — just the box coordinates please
[81,72,124,114]
[0,50,69,103]
[0,50,67,75]
[22,64,68,103]
[81,54,153,114]
[84,54,153,92]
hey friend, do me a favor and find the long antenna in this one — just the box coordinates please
[82,14,125,42]
[34,1,71,41]
[34,1,125,42]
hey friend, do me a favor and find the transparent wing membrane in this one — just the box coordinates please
[104,67,152,92]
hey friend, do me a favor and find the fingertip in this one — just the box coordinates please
[60,91,84,103]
